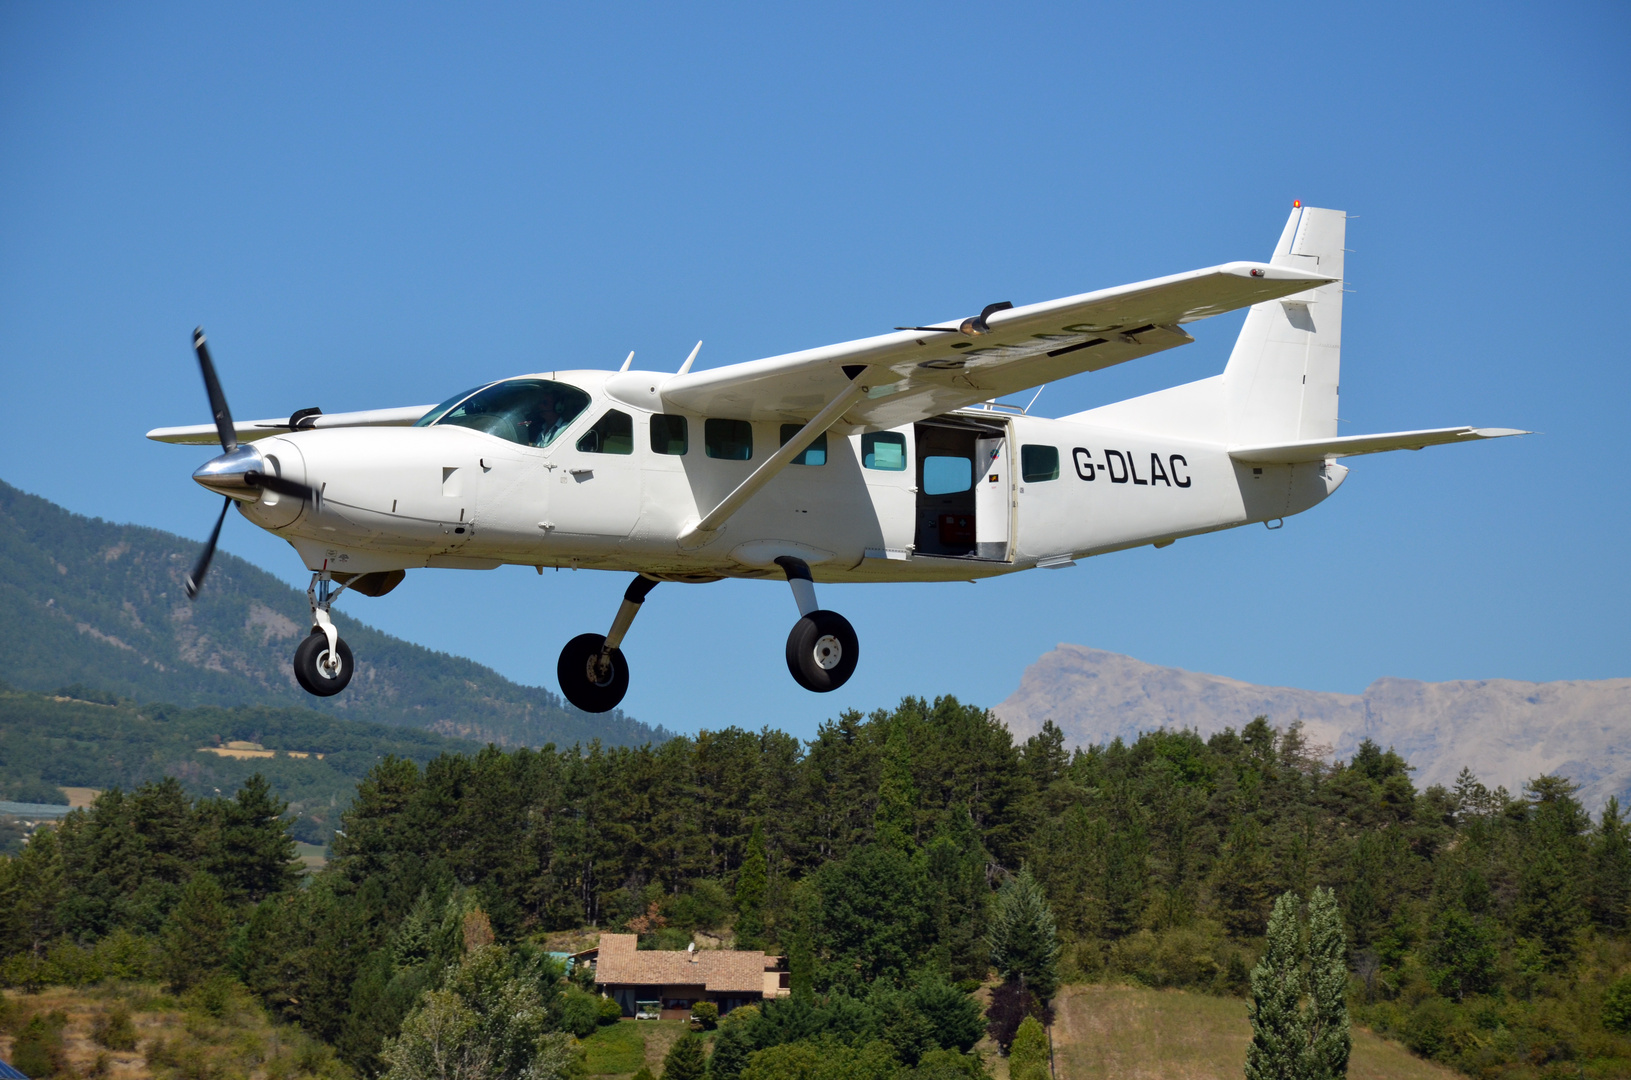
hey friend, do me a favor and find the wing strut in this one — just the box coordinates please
[678,379,870,549]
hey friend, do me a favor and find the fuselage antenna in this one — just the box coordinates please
[677,341,703,375]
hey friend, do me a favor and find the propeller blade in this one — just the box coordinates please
[185,495,233,600]
[193,327,238,453]
[247,470,322,508]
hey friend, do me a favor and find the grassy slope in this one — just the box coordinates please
[579,1019,700,1078]
[1051,985,1457,1080]
[0,982,347,1080]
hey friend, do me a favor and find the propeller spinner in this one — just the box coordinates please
[183,328,322,599]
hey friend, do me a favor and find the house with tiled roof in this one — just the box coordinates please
[588,933,789,1019]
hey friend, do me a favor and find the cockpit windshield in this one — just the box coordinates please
[415,379,591,448]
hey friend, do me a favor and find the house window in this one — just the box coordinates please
[779,425,827,465]
[862,432,906,471]
[922,455,973,494]
[651,414,688,455]
[577,410,634,454]
[705,419,753,460]
[1021,445,1060,482]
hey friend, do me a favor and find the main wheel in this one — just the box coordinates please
[785,610,859,693]
[293,631,354,697]
[558,632,630,713]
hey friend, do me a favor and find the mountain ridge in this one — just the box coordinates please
[995,644,1631,811]
[0,479,672,748]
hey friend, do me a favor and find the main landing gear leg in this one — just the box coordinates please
[775,556,858,693]
[294,572,354,697]
[558,574,659,713]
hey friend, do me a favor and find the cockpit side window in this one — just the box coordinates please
[427,379,591,448]
[577,410,634,454]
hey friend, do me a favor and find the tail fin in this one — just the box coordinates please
[1220,205,1346,442]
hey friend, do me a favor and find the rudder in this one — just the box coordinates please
[1220,205,1346,443]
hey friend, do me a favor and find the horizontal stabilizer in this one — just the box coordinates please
[1229,427,1528,464]
[147,405,437,445]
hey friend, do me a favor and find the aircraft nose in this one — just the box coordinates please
[193,445,266,501]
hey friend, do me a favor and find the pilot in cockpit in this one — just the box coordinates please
[525,391,566,447]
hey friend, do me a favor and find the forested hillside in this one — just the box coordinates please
[0,684,478,846]
[6,698,1631,1078]
[0,479,670,748]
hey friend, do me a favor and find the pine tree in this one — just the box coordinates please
[161,872,231,993]
[734,821,768,945]
[706,1023,752,1080]
[206,774,300,906]
[1304,887,1351,1080]
[662,1032,707,1080]
[1591,796,1631,929]
[1246,892,1304,1080]
[987,866,1060,1001]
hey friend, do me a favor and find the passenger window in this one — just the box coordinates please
[1021,445,1060,482]
[922,455,973,494]
[779,424,827,466]
[705,419,753,460]
[862,432,907,471]
[650,414,688,456]
[577,410,634,454]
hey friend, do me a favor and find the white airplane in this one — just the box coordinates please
[150,205,1522,713]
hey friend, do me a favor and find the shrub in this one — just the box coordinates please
[1403,998,1454,1059]
[597,994,624,1024]
[93,1005,139,1051]
[558,988,601,1038]
[13,1012,67,1079]
[1008,1016,1049,1080]
[691,1000,719,1030]
[1604,974,1631,1034]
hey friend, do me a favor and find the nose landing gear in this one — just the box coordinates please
[776,557,858,693]
[295,573,354,697]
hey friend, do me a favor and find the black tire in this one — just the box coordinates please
[785,609,859,693]
[558,632,630,713]
[293,631,354,697]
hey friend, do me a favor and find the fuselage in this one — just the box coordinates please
[238,369,1347,584]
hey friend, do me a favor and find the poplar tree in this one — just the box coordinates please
[874,722,919,853]
[1304,887,1351,1080]
[1246,892,1304,1080]
[734,821,768,945]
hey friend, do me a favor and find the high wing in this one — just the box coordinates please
[1229,427,1529,464]
[660,261,1336,429]
[146,404,436,444]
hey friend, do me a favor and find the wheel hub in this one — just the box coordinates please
[585,652,615,687]
[812,634,843,670]
[316,650,341,679]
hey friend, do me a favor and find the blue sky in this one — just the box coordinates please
[2,2,1626,741]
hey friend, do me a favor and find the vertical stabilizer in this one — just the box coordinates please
[1220,205,1346,442]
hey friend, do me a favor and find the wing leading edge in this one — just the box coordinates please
[660,260,1336,430]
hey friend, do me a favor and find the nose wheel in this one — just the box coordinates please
[294,571,354,697]
[785,608,858,693]
[294,631,354,696]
